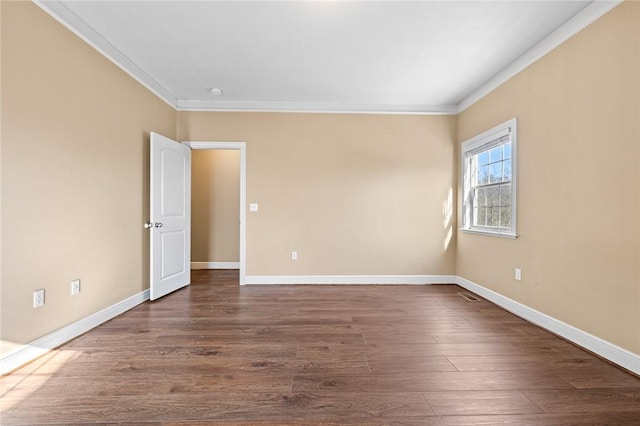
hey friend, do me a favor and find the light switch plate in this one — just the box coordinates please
[71,279,81,295]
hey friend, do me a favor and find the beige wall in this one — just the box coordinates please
[1,2,176,353]
[178,112,457,276]
[191,150,240,263]
[457,2,640,354]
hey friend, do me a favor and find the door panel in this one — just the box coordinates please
[161,230,186,278]
[150,132,191,300]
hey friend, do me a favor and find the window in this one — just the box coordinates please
[461,118,517,238]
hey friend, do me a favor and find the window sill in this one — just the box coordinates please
[461,228,518,239]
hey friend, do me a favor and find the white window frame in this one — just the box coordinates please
[461,117,517,238]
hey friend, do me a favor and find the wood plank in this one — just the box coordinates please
[292,370,574,393]
[446,353,597,371]
[422,390,543,415]
[364,341,581,357]
[366,355,457,373]
[2,392,432,423]
[111,357,371,376]
[522,388,640,413]
[388,413,640,425]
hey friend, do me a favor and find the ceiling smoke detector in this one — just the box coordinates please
[209,88,223,96]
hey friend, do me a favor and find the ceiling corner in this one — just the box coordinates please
[34,0,179,110]
[456,0,623,114]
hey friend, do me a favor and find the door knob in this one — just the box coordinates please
[144,222,153,229]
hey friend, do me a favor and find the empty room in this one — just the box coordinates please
[1,0,639,424]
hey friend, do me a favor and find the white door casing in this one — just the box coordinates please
[183,141,247,285]
[149,132,191,300]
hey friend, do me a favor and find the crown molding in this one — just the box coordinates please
[33,0,179,109]
[176,100,457,115]
[456,0,623,113]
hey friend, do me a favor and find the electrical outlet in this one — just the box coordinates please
[515,268,522,281]
[71,279,81,296]
[291,251,298,261]
[33,289,45,307]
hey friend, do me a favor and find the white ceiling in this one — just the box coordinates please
[37,1,619,114]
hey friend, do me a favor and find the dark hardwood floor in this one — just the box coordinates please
[2,269,640,425]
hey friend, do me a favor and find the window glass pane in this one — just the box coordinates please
[503,160,512,181]
[489,163,502,183]
[478,165,489,185]
[500,184,511,207]
[500,206,512,228]
[476,207,487,227]
[486,186,499,207]
[487,207,500,227]
[476,187,487,207]
[503,143,512,159]
[489,146,502,163]
[478,151,490,166]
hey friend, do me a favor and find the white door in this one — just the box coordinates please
[149,132,191,300]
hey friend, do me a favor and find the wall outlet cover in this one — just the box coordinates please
[33,289,45,307]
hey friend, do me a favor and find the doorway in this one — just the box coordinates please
[184,141,247,285]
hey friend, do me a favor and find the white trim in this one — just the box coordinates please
[457,0,623,113]
[245,275,456,285]
[461,120,514,153]
[185,141,246,150]
[177,100,457,115]
[33,0,178,109]
[191,262,240,270]
[461,229,517,239]
[456,276,640,376]
[183,141,247,285]
[0,289,150,375]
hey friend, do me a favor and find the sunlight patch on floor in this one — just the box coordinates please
[1,349,82,411]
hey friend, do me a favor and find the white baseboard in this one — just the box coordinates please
[191,262,240,270]
[244,275,456,285]
[456,276,640,376]
[0,289,150,375]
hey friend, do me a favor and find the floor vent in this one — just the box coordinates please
[458,292,482,302]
